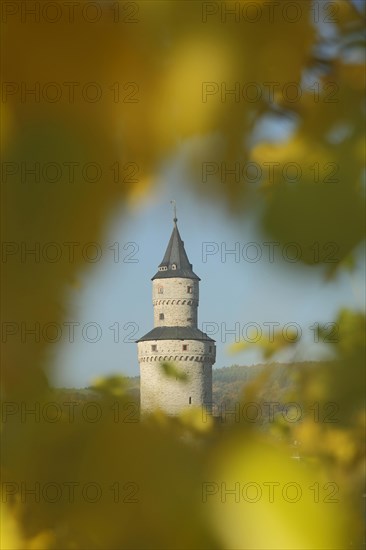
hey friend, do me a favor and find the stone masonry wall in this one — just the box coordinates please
[152,278,199,327]
[138,338,215,415]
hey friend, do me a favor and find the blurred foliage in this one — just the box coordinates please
[90,374,130,397]
[159,361,189,381]
[229,327,300,358]
[1,0,365,548]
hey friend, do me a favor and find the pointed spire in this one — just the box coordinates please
[170,200,177,225]
[151,205,200,280]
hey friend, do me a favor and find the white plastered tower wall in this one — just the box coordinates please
[137,213,216,416]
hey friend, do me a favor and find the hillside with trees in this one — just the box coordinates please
[56,361,333,426]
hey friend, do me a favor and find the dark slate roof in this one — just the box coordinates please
[136,326,215,343]
[151,221,200,280]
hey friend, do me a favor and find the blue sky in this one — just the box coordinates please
[51,151,365,388]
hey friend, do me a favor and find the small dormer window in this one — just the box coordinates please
[171,263,176,270]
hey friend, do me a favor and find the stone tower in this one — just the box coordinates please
[137,207,216,415]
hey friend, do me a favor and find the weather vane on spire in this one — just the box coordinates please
[170,200,177,224]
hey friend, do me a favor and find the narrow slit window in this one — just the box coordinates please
[189,397,192,404]
[159,313,164,320]
[158,287,164,294]
[187,286,192,294]
[183,344,188,351]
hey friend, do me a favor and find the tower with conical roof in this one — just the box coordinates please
[137,205,216,415]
